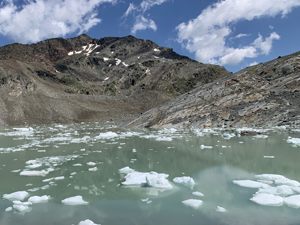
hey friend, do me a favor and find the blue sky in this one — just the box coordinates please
[0,0,300,72]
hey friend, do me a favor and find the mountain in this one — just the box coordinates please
[0,34,229,126]
[127,51,300,129]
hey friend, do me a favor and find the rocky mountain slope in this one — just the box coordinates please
[0,34,229,126]
[127,51,300,129]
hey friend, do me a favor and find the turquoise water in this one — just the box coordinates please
[0,123,300,225]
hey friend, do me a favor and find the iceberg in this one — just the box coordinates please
[12,204,32,213]
[173,176,195,188]
[182,199,203,209]
[233,180,269,188]
[61,196,88,205]
[86,162,96,166]
[3,191,29,201]
[250,193,283,206]
[283,195,300,208]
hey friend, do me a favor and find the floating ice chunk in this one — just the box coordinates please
[132,149,137,153]
[12,204,32,213]
[182,199,203,209]
[146,172,173,189]
[263,156,274,159]
[192,191,204,197]
[255,185,294,197]
[254,174,286,181]
[11,169,21,173]
[292,187,300,193]
[222,133,235,140]
[5,207,12,212]
[42,178,53,182]
[119,166,135,174]
[25,163,43,169]
[13,200,32,206]
[122,171,171,189]
[253,135,268,139]
[95,131,118,139]
[78,219,100,225]
[200,145,213,149]
[276,185,294,196]
[115,58,121,66]
[284,195,300,208]
[274,178,300,187]
[73,164,82,166]
[173,176,195,188]
[216,206,227,212]
[233,180,269,188]
[3,191,29,201]
[28,195,50,204]
[54,176,65,180]
[141,198,149,202]
[86,162,96,166]
[250,193,283,206]
[155,137,172,141]
[20,170,49,176]
[88,167,97,171]
[61,196,88,205]
[286,138,300,147]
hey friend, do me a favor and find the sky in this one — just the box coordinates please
[0,0,300,73]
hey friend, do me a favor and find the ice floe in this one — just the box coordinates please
[173,176,195,188]
[95,131,118,139]
[28,195,50,204]
[192,191,204,197]
[250,193,283,206]
[61,196,88,205]
[216,206,227,212]
[3,191,29,201]
[119,166,135,174]
[12,204,32,214]
[233,180,270,189]
[182,199,203,209]
[286,137,300,147]
[283,195,300,208]
[155,137,172,141]
[88,167,98,171]
[222,133,235,140]
[86,162,96,166]
[78,219,100,225]
[200,145,213,149]
[20,170,49,176]
[122,171,172,189]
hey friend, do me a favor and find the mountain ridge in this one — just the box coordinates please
[0,34,229,126]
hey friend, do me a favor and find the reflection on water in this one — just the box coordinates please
[0,123,300,225]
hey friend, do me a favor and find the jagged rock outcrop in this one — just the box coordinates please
[0,34,229,126]
[127,51,300,128]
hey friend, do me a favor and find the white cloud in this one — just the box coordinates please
[131,15,157,35]
[176,0,300,66]
[269,25,274,29]
[234,33,251,39]
[249,61,258,66]
[123,0,168,34]
[0,0,116,44]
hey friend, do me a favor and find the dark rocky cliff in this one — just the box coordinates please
[0,34,229,126]
[127,51,300,129]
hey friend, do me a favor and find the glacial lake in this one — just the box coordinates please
[1,122,300,225]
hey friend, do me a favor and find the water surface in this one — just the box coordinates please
[0,123,300,225]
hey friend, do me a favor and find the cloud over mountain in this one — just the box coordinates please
[176,0,300,65]
[0,0,116,44]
